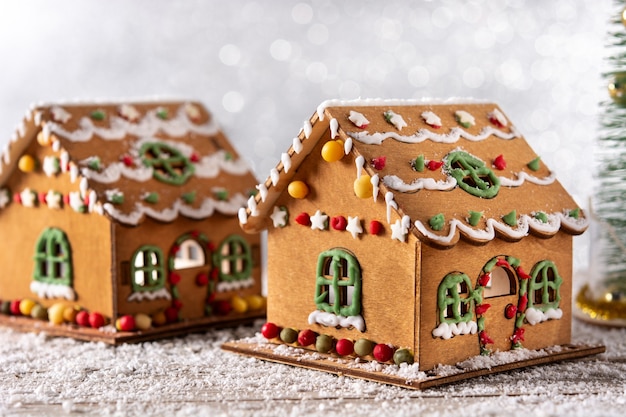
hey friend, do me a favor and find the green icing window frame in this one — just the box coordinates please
[214,235,252,283]
[437,272,477,324]
[33,227,73,286]
[445,150,500,198]
[527,260,562,312]
[314,248,362,317]
[139,141,195,185]
[131,245,166,292]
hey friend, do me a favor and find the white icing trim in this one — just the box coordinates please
[317,98,493,120]
[247,195,259,216]
[347,125,520,145]
[383,175,457,192]
[281,152,291,174]
[256,183,268,202]
[344,137,353,154]
[432,321,477,340]
[47,104,219,142]
[81,162,153,183]
[292,137,303,154]
[308,310,365,332]
[103,193,247,225]
[330,118,339,139]
[385,191,397,224]
[51,106,72,123]
[499,171,556,187]
[371,174,379,202]
[455,110,475,127]
[525,307,563,325]
[414,212,590,245]
[355,155,365,179]
[127,288,171,302]
[488,108,508,127]
[216,276,254,292]
[30,281,76,301]
[303,120,313,138]
[238,207,248,225]
[270,168,280,186]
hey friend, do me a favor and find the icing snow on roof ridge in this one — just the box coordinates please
[30,96,201,111]
[317,97,492,120]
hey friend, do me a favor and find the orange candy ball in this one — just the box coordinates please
[321,140,344,162]
[288,181,309,199]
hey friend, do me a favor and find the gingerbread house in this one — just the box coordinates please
[226,99,600,387]
[0,100,264,343]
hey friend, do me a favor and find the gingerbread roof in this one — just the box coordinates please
[240,99,588,247]
[0,101,256,226]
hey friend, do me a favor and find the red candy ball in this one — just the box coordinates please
[369,220,383,235]
[261,322,280,339]
[76,310,90,327]
[335,339,354,356]
[213,300,232,316]
[10,299,22,315]
[88,312,105,329]
[117,315,136,331]
[373,343,394,362]
[297,329,317,346]
[164,306,179,323]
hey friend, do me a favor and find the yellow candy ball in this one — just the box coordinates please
[36,131,53,146]
[354,174,373,199]
[244,294,265,311]
[135,313,152,330]
[288,181,309,199]
[321,140,344,162]
[18,155,36,173]
[19,299,36,316]
[48,303,66,325]
[231,295,249,314]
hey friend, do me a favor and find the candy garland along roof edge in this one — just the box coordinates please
[316,97,492,120]
[413,211,589,245]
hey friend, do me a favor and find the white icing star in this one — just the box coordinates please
[391,219,407,242]
[20,188,36,207]
[46,190,62,209]
[310,210,328,230]
[348,110,369,128]
[346,216,363,239]
[270,206,288,228]
[43,156,60,177]
[421,111,442,127]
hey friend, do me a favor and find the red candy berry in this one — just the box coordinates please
[164,306,179,323]
[371,156,386,170]
[168,272,181,286]
[295,212,311,226]
[76,310,90,327]
[261,322,280,339]
[196,273,209,286]
[297,329,317,346]
[426,160,443,171]
[335,339,354,356]
[331,216,347,231]
[475,303,491,315]
[10,300,22,316]
[213,300,232,316]
[479,330,494,345]
[38,192,47,204]
[505,304,517,319]
[493,154,506,170]
[88,312,105,329]
[369,220,382,235]
[373,343,394,362]
[172,299,183,310]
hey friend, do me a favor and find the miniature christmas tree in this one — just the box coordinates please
[578,2,626,323]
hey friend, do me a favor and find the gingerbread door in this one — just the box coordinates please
[479,261,518,352]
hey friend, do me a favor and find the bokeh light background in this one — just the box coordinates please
[0,0,612,269]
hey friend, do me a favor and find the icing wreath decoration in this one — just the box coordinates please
[445,150,500,199]
[139,142,195,185]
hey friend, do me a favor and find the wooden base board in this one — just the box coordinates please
[0,310,265,345]
[222,339,606,390]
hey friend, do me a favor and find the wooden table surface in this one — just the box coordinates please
[0,317,623,416]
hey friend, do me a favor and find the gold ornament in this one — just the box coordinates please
[607,72,626,106]
[576,284,626,324]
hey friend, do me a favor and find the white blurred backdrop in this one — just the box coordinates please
[0,0,612,268]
